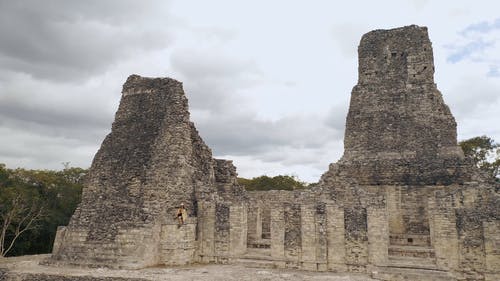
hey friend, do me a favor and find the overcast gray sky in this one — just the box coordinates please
[0,0,499,182]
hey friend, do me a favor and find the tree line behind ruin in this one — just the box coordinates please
[0,165,84,257]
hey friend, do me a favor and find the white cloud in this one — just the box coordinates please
[0,0,499,183]
[444,18,500,79]
[0,0,172,81]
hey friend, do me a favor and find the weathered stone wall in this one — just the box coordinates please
[453,186,498,281]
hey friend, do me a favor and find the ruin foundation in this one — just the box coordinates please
[4,25,498,281]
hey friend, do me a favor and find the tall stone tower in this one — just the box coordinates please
[50,75,245,268]
[336,25,469,185]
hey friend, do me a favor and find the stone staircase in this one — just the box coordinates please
[371,266,456,281]
[247,238,271,249]
[235,248,276,268]
[373,233,457,280]
[388,233,436,269]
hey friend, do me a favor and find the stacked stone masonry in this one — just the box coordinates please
[40,25,500,281]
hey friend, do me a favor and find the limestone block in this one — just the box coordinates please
[160,221,196,265]
[197,202,215,263]
[386,186,404,234]
[429,198,458,271]
[483,221,500,275]
[283,203,301,262]
[367,207,388,266]
[344,208,368,272]
[326,205,346,272]
[229,204,247,256]
[270,206,285,259]
[215,204,230,258]
[51,226,67,256]
[301,204,317,265]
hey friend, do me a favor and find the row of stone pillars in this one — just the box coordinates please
[196,200,461,272]
[248,204,389,271]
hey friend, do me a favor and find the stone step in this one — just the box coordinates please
[234,257,276,269]
[389,245,435,258]
[371,266,455,281]
[241,254,272,260]
[390,233,431,247]
[244,248,271,259]
[388,256,437,270]
[247,239,271,249]
[261,232,271,239]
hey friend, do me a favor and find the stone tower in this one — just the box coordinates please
[50,75,245,268]
[336,25,469,185]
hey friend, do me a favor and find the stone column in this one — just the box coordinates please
[326,205,346,272]
[256,206,263,240]
[386,186,404,234]
[270,205,285,266]
[367,207,388,266]
[51,226,67,256]
[160,219,196,266]
[230,204,248,256]
[197,201,215,263]
[214,203,230,262]
[316,204,328,271]
[429,197,459,271]
[301,204,317,270]
[483,221,500,281]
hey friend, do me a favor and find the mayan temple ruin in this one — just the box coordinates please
[1,25,498,281]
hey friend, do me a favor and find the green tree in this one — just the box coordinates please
[0,185,44,257]
[0,164,85,256]
[459,136,500,180]
[238,175,307,191]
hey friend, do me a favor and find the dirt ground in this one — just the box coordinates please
[0,255,377,281]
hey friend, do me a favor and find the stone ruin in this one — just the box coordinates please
[47,25,498,280]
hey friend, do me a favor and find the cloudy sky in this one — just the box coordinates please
[0,0,499,182]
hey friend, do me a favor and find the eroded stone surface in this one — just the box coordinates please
[326,25,471,186]
[49,75,244,269]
